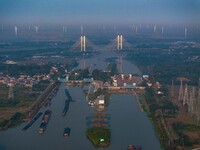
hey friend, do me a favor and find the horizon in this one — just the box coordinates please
[0,0,200,25]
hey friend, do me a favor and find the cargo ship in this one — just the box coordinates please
[38,110,52,134]
[127,145,142,150]
[22,112,43,130]
[63,127,71,137]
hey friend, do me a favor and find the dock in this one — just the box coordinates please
[133,91,143,112]
[22,112,43,130]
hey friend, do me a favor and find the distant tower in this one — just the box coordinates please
[162,26,164,36]
[135,26,138,34]
[63,26,65,33]
[117,35,123,50]
[183,84,189,106]
[81,26,83,35]
[8,85,14,99]
[35,26,39,34]
[63,26,67,33]
[189,86,195,114]
[154,25,157,33]
[131,25,134,31]
[184,28,187,38]
[80,35,86,52]
[178,79,184,101]
[28,26,31,31]
[14,26,18,37]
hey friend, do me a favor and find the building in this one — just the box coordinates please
[95,95,105,105]
[112,74,142,89]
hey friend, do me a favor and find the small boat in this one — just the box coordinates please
[127,145,142,150]
[127,145,135,150]
[63,127,71,137]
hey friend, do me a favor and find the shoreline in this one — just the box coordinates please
[0,80,59,130]
[133,91,143,112]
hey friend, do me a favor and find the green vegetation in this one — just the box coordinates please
[172,122,200,147]
[125,42,200,149]
[68,68,90,80]
[138,95,148,112]
[0,112,24,129]
[92,63,118,82]
[142,87,179,149]
[0,85,37,108]
[0,63,52,77]
[88,88,110,104]
[0,85,9,99]
[0,80,50,108]
[126,47,200,86]
[65,60,78,71]
[104,57,118,63]
[87,127,110,147]
[32,80,50,91]
[173,122,200,133]
[68,63,118,82]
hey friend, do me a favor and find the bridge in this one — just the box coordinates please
[70,35,133,52]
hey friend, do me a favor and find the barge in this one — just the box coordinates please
[38,110,52,134]
[127,145,142,150]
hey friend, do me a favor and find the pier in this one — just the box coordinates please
[133,91,143,112]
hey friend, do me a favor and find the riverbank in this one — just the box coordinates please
[125,47,200,149]
[138,92,169,150]
[0,81,59,130]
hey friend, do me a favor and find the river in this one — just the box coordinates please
[0,51,162,150]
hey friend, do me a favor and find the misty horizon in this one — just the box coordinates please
[0,0,200,25]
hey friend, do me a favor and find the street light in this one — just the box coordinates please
[100,138,105,142]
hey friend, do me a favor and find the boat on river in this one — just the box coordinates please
[127,144,142,150]
[38,110,52,134]
[63,127,71,137]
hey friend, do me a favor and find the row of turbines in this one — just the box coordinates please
[172,78,200,123]
[14,26,39,37]
[8,25,190,38]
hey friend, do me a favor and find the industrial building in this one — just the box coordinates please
[112,74,142,89]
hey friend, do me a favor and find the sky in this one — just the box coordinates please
[0,0,200,25]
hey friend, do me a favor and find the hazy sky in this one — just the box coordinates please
[0,0,200,24]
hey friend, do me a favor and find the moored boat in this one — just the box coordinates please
[38,110,52,134]
[127,144,135,150]
[127,144,142,150]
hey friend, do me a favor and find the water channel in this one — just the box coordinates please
[0,51,162,150]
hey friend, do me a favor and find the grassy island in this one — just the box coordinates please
[87,127,111,148]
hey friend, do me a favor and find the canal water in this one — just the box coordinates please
[0,51,162,150]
